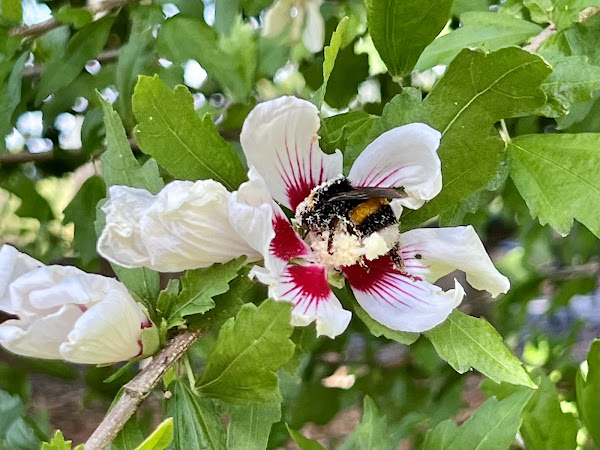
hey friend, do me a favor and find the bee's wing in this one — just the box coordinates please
[328,187,407,201]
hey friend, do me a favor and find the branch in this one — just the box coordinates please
[22,48,120,79]
[523,23,557,53]
[84,329,204,450]
[8,0,140,38]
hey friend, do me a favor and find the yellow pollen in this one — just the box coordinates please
[349,198,389,225]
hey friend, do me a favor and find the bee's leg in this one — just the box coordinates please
[327,218,339,254]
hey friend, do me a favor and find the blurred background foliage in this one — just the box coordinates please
[0,0,598,448]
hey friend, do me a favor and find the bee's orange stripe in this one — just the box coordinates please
[349,198,389,225]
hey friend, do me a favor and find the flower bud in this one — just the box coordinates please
[97,180,261,272]
[0,245,156,364]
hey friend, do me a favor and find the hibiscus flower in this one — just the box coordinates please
[98,96,509,338]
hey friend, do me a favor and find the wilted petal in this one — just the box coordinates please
[0,305,82,360]
[241,96,343,211]
[262,0,292,38]
[229,168,311,275]
[0,245,43,314]
[343,255,464,332]
[348,123,442,209]
[255,264,351,338]
[98,180,261,272]
[302,0,325,53]
[60,290,147,364]
[400,226,510,297]
[0,251,152,364]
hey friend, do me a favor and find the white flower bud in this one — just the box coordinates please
[97,180,262,272]
[0,245,155,364]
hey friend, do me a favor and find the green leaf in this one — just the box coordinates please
[166,380,227,450]
[157,257,246,328]
[552,0,600,29]
[539,56,600,116]
[422,420,459,450]
[351,396,397,450]
[157,16,255,102]
[53,6,93,29]
[313,16,350,107]
[0,52,27,153]
[41,430,72,450]
[96,95,162,301]
[416,12,542,72]
[0,172,54,222]
[197,300,295,404]
[366,0,453,77]
[424,389,534,450]
[35,17,114,104]
[134,417,173,450]
[188,266,267,330]
[576,339,600,446]
[541,12,600,66]
[523,0,554,23]
[403,47,551,228]
[508,133,600,237]
[115,6,162,130]
[425,310,536,387]
[324,45,370,109]
[98,94,164,193]
[481,369,579,450]
[319,111,377,155]
[0,390,24,437]
[62,175,106,265]
[132,75,246,190]
[0,0,21,21]
[286,424,325,450]
[226,403,281,450]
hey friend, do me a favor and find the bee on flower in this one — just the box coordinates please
[97,96,509,338]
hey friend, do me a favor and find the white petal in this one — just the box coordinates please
[21,0,52,26]
[348,123,442,209]
[0,245,43,314]
[240,96,343,211]
[229,168,311,275]
[183,60,207,90]
[400,226,510,297]
[98,181,261,272]
[0,305,82,360]
[343,255,464,332]
[58,115,84,150]
[16,111,43,137]
[267,264,351,338]
[262,0,292,38]
[60,288,147,364]
[302,0,324,53]
[5,128,25,152]
[97,186,156,268]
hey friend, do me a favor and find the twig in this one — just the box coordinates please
[22,48,121,79]
[0,138,138,168]
[541,261,600,279]
[8,0,140,38]
[0,132,242,168]
[84,329,204,450]
[523,23,557,53]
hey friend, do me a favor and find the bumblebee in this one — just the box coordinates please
[295,177,406,268]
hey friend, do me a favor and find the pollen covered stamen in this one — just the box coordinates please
[309,227,364,267]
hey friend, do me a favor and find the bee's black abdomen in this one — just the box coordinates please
[356,203,397,235]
